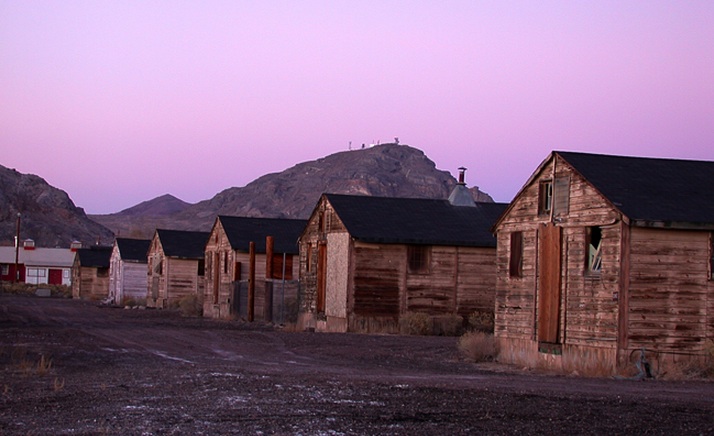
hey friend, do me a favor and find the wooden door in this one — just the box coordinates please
[537,223,562,343]
[316,243,327,312]
[48,269,63,285]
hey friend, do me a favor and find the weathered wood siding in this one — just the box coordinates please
[204,222,234,318]
[300,195,499,334]
[495,155,624,373]
[627,227,712,353]
[146,238,204,309]
[72,266,110,301]
[109,245,148,305]
[298,196,349,330]
[456,247,498,316]
[164,258,203,305]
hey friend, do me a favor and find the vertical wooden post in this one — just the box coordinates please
[265,236,274,321]
[265,236,274,279]
[248,241,255,322]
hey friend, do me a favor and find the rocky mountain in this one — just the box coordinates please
[0,165,114,247]
[91,143,493,238]
[113,194,192,217]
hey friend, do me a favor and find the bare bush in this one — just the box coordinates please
[433,314,464,336]
[399,312,431,335]
[468,310,494,333]
[458,331,498,362]
[178,294,202,317]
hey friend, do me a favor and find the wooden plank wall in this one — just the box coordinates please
[627,227,711,353]
[495,155,623,350]
[456,247,498,317]
[353,244,403,316]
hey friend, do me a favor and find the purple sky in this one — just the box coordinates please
[2,1,713,214]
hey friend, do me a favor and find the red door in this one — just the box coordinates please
[48,269,63,285]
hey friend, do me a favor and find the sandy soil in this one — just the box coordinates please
[1,293,712,435]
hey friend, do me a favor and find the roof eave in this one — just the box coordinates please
[631,220,714,231]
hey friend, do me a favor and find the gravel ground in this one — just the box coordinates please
[1,293,713,435]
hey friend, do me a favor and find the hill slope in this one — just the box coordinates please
[92,143,492,237]
[0,165,114,247]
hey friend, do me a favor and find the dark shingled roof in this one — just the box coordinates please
[155,229,209,259]
[324,193,508,247]
[218,216,306,254]
[557,151,714,228]
[75,245,113,268]
[115,238,151,263]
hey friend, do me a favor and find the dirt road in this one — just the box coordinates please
[1,293,712,435]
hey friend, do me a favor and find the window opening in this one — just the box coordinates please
[407,245,430,274]
[197,259,205,276]
[509,231,524,278]
[586,227,602,272]
[538,181,553,215]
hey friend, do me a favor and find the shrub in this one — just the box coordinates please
[399,312,431,335]
[468,310,494,333]
[178,294,202,317]
[433,314,464,336]
[458,331,498,362]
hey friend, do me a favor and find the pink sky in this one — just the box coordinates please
[1,1,713,214]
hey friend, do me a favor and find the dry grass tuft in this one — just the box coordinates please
[399,312,431,335]
[36,354,52,376]
[458,331,498,362]
[178,294,202,317]
[53,377,65,392]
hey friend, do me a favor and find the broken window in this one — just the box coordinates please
[407,245,430,274]
[509,231,524,278]
[538,181,553,216]
[586,227,602,272]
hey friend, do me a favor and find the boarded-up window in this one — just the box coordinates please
[552,176,570,217]
[509,231,524,278]
[407,245,430,274]
[271,254,293,280]
[586,227,602,272]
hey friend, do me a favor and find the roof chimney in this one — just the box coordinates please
[457,167,467,184]
[448,167,476,207]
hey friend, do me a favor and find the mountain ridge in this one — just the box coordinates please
[91,144,492,238]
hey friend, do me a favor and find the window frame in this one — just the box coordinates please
[407,245,431,274]
[538,180,553,216]
[509,231,524,278]
[585,226,603,273]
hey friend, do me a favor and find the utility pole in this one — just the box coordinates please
[14,213,21,283]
